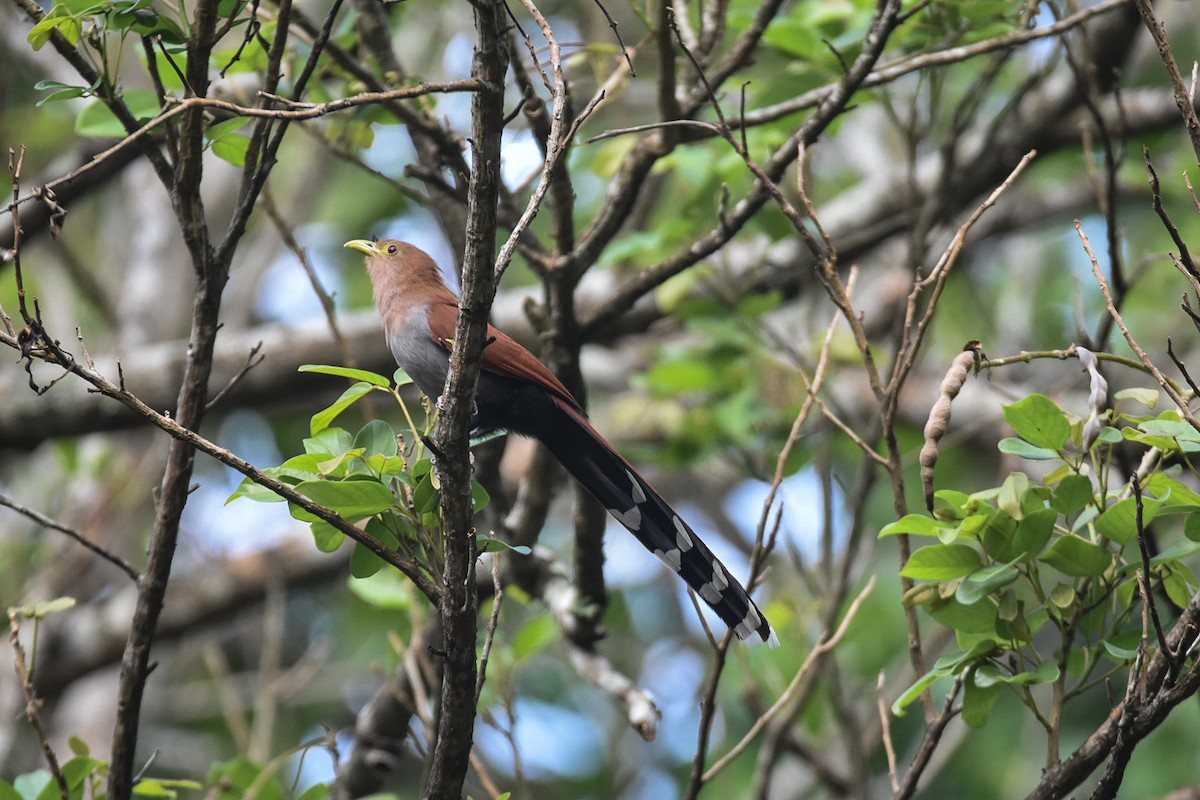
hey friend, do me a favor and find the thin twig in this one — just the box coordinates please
[205,342,266,413]
[0,493,139,581]
[4,81,481,220]
[1079,221,1200,431]
[1144,147,1199,285]
[592,0,635,75]
[878,671,900,793]
[9,612,69,800]
[475,556,504,704]
[1132,475,1176,679]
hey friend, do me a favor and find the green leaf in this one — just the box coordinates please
[472,480,490,513]
[962,671,1003,728]
[980,509,1017,561]
[348,567,412,610]
[512,614,557,659]
[1149,537,1200,566]
[290,479,396,521]
[132,779,175,797]
[309,521,344,552]
[891,670,940,716]
[1102,632,1141,662]
[1163,562,1199,608]
[121,8,186,41]
[33,80,88,106]
[1137,418,1200,442]
[350,517,401,579]
[1115,387,1159,409]
[0,780,19,800]
[997,472,1032,519]
[1051,474,1093,516]
[1003,394,1070,451]
[304,427,354,457]
[1009,659,1060,685]
[931,490,972,518]
[933,639,1000,673]
[997,438,1058,460]
[1041,535,1111,577]
[11,597,76,619]
[53,755,98,798]
[204,115,249,140]
[297,784,331,800]
[1012,507,1057,561]
[1049,583,1076,610]
[207,757,284,800]
[365,453,407,477]
[310,382,375,436]
[927,596,998,634]
[1144,473,1200,509]
[316,448,365,478]
[878,513,949,538]
[300,364,393,387]
[1122,426,1181,453]
[1095,496,1161,546]
[646,357,719,394]
[901,544,981,581]
[412,471,440,514]
[355,419,399,459]
[211,133,250,167]
[27,9,82,50]
[227,475,283,504]
[14,772,51,800]
[477,536,531,556]
[955,562,1019,605]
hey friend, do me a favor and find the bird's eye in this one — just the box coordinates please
[386,244,398,255]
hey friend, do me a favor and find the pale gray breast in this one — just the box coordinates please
[385,304,451,400]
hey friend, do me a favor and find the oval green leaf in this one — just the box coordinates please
[901,543,982,581]
[1002,393,1070,451]
[1041,535,1111,577]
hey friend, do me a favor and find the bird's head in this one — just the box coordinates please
[344,237,404,262]
[344,238,448,293]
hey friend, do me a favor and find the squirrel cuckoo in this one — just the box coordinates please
[345,238,776,647]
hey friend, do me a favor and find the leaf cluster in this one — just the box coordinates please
[885,387,1200,732]
[228,366,514,594]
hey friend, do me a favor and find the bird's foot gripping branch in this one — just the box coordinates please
[226,364,509,595]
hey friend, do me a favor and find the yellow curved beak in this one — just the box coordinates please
[343,239,381,257]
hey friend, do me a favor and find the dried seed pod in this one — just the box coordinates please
[920,341,984,513]
[1076,346,1108,450]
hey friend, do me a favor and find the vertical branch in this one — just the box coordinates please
[423,1,507,797]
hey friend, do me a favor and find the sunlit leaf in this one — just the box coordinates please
[300,364,393,387]
[1002,394,1070,451]
[878,513,949,538]
[901,544,981,581]
[310,382,375,436]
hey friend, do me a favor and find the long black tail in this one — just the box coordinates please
[530,397,776,647]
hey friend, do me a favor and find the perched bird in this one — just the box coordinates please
[345,238,777,647]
